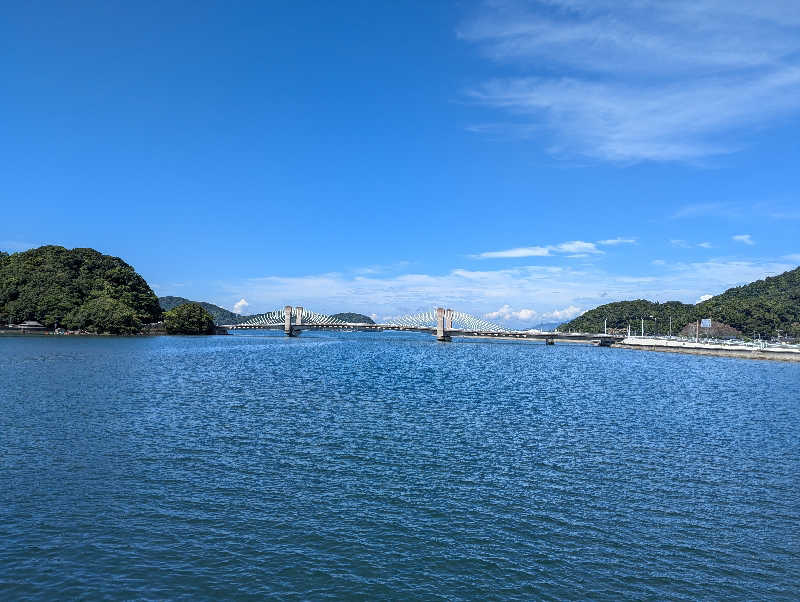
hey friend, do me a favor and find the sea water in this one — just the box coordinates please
[1,332,798,599]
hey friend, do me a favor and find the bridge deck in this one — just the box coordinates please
[225,322,623,343]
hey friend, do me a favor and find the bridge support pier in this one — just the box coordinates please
[436,307,451,342]
[284,305,299,337]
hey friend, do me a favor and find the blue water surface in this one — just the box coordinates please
[1,332,798,599]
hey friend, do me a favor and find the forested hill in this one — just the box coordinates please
[331,312,375,324]
[0,245,162,333]
[696,266,800,337]
[158,296,250,325]
[559,266,800,337]
[559,300,696,335]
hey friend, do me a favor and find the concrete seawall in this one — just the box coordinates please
[618,337,800,362]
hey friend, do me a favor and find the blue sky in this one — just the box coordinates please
[2,1,799,325]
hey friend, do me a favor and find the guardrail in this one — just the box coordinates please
[625,335,800,351]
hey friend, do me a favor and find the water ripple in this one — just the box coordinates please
[1,332,798,599]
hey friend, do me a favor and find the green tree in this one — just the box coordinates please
[63,296,143,334]
[164,303,216,335]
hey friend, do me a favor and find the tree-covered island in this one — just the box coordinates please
[0,245,161,334]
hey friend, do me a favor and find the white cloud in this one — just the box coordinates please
[732,234,755,245]
[485,305,537,321]
[555,240,600,254]
[461,1,800,161]
[232,298,249,315]
[216,258,794,320]
[485,304,515,319]
[696,294,714,303]
[697,242,713,248]
[543,305,583,321]
[783,254,800,263]
[485,304,582,324]
[475,246,551,258]
[475,239,601,259]
[598,237,636,246]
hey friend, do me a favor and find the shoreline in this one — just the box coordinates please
[618,337,800,362]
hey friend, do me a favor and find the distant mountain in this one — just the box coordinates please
[558,266,800,338]
[158,296,250,325]
[331,312,375,324]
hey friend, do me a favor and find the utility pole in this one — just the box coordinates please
[641,317,644,337]
[628,323,631,337]
[604,319,607,335]
[696,319,700,343]
[669,316,672,337]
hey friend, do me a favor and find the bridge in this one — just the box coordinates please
[224,306,622,346]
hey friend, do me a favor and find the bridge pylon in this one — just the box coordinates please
[284,305,299,337]
[436,307,451,342]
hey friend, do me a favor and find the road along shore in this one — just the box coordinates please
[618,337,800,362]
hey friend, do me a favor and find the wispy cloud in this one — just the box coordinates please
[783,254,800,263]
[671,201,800,220]
[475,245,551,259]
[598,237,636,246]
[474,238,627,259]
[671,202,741,219]
[671,239,714,249]
[732,234,755,245]
[461,1,800,162]
[351,260,411,275]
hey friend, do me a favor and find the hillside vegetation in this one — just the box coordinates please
[0,246,161,334]
[560,266,800,338]
[331,312,375,324]
[696,267,800,337]
[159,296,249,325]
[164,303,216,334]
